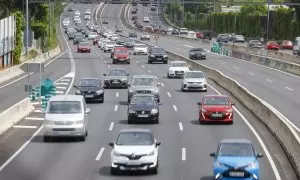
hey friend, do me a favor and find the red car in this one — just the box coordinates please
[93,37,100,45]
[280,40,293,49]
[111,47,130,64]
[197,95,234,124]
[196,32,203,39]
[265,41,279,50]
[77,42,91,53]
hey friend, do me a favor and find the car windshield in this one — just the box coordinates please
[75,34,83,38]
[107,41,115,45]
[203,97,229,105]
[107,69,127,76]
[268,41,277,45]
[135,44,146,48]
[118,38,125,41]
[191,48,204,52]
[151,48,165,53]
[131,96,156,105]
[79,42,89,46]
[116,132,154,146]
[219,143,255,157]
[142,34,149,36]
[89,32,97,35]
[114,49,127,54]
[48,101,82,114]
[184,72,204,78]
[126,39,134,43]
[171,62,187,67]
[78,79,101,87]
[131,77,156,86]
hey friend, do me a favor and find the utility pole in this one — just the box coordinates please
[26,0,29,59]
[48,0,51,56]
[266,0,270,41]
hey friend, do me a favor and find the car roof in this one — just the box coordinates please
[120,128,152,134]
[220,139,252,144]
[49,95,83,101]
[171,61,186,64]
[132,74,157,79]
[203,95,228,99]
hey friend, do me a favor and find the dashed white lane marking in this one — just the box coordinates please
[182,148,186,161]
[25,117,44,121]
[148,70,151,73]
[109,122,114,131]
[13,125,37,129]
[167,92,171,97]
[179,122,183,131]
[55,82,69,85]
[34,109,42,113]
[141,65,145,68]
[249,72,255,75]
[266,79,273,83]
[160,83,165,87]
[56,86,67,90]
[116,92,119,97]
[56,90,64,94]
[173,104,178,112]
[108,65,111,68]
[285,86,293,91]
[95,147,105,161]
[233,66,239,70]
[184,44,194,48]
[60,79,71,82]
[114,105,118,111]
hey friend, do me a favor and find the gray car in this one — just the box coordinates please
[181,71,207,92]
[128,75,161,103]
[103,68,129,88]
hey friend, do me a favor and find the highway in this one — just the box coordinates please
[123,4,300,132]
[0,2,296,180]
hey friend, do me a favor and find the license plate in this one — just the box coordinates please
[127,161,141,165]
[189,84,199,87]
[138,114,149,118]
[212,113,223,117]
[85,94,94,98]
[229,171,244,177]
[112,81,120,84]
[156,58,162,60]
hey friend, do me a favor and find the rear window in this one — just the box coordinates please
[48,101,82,114]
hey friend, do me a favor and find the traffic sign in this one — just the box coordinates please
[260,38,264,42]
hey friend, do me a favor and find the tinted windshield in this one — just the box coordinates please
[191,48,204,52]
[219,143,255,157]
[184,72,204,78]
[151,48,165,53]
[116,132,154,145]
[203,97,229,105]
[114,49,127,54]
[107,41,115,45]
[48,101,82,114]
[131,77,156,86]
[78,79,101,87]
[107,69,127,76]
[171,62,187,67]
[131,96,156,105]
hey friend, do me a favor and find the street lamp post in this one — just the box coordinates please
[266,0,270,41]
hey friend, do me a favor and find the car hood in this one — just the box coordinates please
[45,113,83,121]
[105,76,127,80]
[114,53,129,58]
[78,46,90,49]
[217,156,256,168]
[151,52,166,56]
[129,104,157,111]
[169,67,189,71]
[114,145,155,155]
[184,78,206,83]
[130,86,157,91]
[76,86,101,92]
[201,105,231,112]
[134,47,147,51]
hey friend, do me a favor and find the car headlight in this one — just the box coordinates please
[129,89,134,93]
[129,109,136,113]
[122,78,127,82]
[96,90,103,95]
[75,120,84,124]
[147,150,155,156]
[150,55,155,57]
[201,108,207,112]
[246,162,256,168]
[75,90,81,94]
[44,120,54,125]
[151,109,158,114]
[226,109,233,113]
[216,161,226,167]
[113,56,117,59]
[152,89,159,93]
[163,54,168,58]
[113,151,122,156]
[201,52,206,55]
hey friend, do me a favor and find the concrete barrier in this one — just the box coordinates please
[0,98,34,135]
[120,8,300,177]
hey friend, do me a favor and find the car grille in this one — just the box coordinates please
[136,110,151,115]
[53,121,74,125]
[136,90,151,94]
[109,79,122,85]
[122,154,146,160]
[154,55,163,58]
[175,71,184,75]
[209,112,225,120]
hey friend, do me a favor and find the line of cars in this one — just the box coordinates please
[56,8,264,179]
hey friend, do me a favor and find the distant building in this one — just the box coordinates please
[0,15,16,69]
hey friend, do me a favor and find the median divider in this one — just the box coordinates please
[0,98,34,135]
[120,5,300,177]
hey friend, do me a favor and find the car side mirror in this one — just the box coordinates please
[257,153,263,158]
[108,142,114,147]
[210,152,216,157]
[85,109,91,114]
[127,73,130,76]
[103,73,107,76]
[156,142,161,147]
[231,102,235,106]
[197,102,202,106]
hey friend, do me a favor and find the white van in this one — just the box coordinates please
[187,31,197,38]
[293,36,300,56]
[43,95,90,142]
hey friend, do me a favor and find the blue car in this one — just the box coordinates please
[210,139,263,180]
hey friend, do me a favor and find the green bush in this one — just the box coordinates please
[12,11,25,65]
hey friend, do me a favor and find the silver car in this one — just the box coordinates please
[181,71,207,92]
[103,68,129,88]
[128,75,161,103]
[43,95,90,142]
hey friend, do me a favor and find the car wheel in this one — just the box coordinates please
[104,50,106,52]
[154,118,159,124]
[167,74,170,78]
[199,120,205,125]
[99,97,104,103]
[79,135,86,141]
[43,136,51,142]
[127,61,130,64]
[148,60,152,64]
[128,118,134,124]
[128,97,131,103]
[112,60,116,64]
[164,60,168,64]
[110,167,118,175]
[181,87,185,92]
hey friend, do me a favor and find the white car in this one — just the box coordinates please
[84,9,92,15]
[104,41,116,52]
[187,31,196,38]
[75,11,80,16]
[179,28,188,35]
[140,33,150,40]
[99,39,110,49]
[110,34,119,41]
[168,61,189,78]
[75,19,81,24]
[63,18,70,26]
[143,17,150,22]
[87,32,98,40]
[84,15,91,20]
[97,38,108,48]
[109,129,160,174]
[181,70,207,92]
[133,43,148,55]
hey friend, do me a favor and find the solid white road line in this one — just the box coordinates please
[233,66,239,70]
[285,86,293,91]
[109,122,114,131]
[60,79,71,82]
[55,82,69,85]
[173,104,178,112]
[31,101,40,105]
[13,125,37,129]
[178,122,183,131]
[116,92,119,97]
[249,72,255,75]
[34,109,42,113]
[25,117,44,121]
[167,92,171,97]
[95,147,105,161]
[56,90,64,94]
[266,79,273,83]
[114,105,118,111]
[141,65,145,68]
[184,44,194,48]
[182,148,186,161]
[207,84,281,180]
[56,86,67,90]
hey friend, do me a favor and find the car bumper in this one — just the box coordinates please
[213,168,259,180]
[43,124,86,137]
[128,93,159,101]
[78,49,91,52]
[128,113,159,122]
[141,37,150,40]
[149,56,168,62]
[111,154,158,171]
[182,84,207,91]
[76,92,104,100]
[125,44,134,48]
[104,47,114,51]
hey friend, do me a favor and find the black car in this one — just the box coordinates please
[68,7,75,12]
[131,8,138,14]
[102,20,108,24]
[132,15,138,20]
[73,34,85,45]
[150,5,156,11]
[74,78,104,103]
[124,38,135,48]
[128,94,160,124]
[103,68,129,88]
[116,37,125,45]
[216,34,229,43]
[171,29,179,35]
[148,47,168,64]
[115,28,123,33]
[189,48,206,60]
[129,32,137,38]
